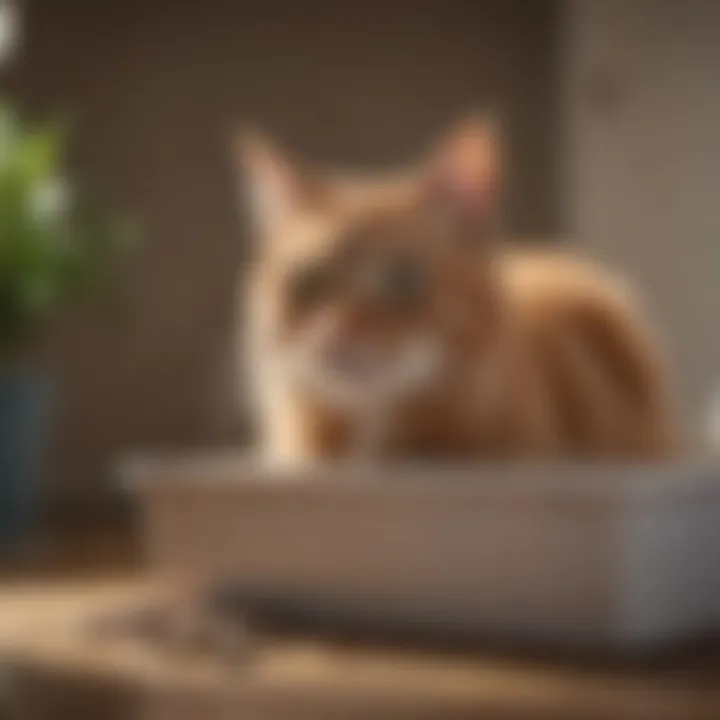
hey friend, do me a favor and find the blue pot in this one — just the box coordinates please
[0,369,49,547]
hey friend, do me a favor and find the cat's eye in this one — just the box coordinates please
[379,257,426,307]
[289,265,333,309]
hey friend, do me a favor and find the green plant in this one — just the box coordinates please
[0,104,136,357]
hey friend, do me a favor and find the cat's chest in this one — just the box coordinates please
[371,398,504,459]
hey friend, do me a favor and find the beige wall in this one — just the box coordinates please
[9,1,562,503]
[566,0,720,440]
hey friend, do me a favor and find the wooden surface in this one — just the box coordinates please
[1,580,720,719]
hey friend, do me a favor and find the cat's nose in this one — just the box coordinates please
[323,338,377,378]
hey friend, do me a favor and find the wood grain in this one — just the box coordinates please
[1,580,720,719]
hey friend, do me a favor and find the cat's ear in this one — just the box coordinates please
[234,129,315,236]
[421,115,502,241]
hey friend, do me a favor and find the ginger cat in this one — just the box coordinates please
[236,119,679,464]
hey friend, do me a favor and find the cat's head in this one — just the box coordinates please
[238,118,504,410]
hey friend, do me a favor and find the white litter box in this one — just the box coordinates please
[124,455,720,651]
